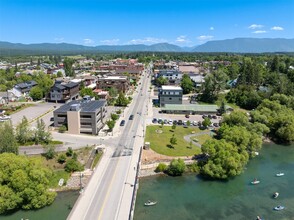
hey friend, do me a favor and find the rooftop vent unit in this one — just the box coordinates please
[70,103,80,111]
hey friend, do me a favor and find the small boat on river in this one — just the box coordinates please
[144,200,157,206]
[251,179,260,185]
[276,172,284,177]
[273,205,285,211]
[273,192,279,198]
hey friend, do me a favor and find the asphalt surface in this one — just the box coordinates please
[68,67,151,220]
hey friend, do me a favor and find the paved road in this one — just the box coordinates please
[68,66,151,220]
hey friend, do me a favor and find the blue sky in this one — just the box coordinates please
[0,0,293,46]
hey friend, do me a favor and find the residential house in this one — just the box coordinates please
[48,80,80,103]
[9,80,38,98]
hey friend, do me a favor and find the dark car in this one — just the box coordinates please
[120,120,126,126]
[178,120,183,125]
[129,115,134,120]
[185,114,190,118]
[152,118,158,123]
[212,115,217,119]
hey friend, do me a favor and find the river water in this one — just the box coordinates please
[1,190,79,220]
[134,143,294,220]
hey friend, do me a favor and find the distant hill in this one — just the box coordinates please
[0,42,183,55]
[192,38,294,53]
[1,38,294,55]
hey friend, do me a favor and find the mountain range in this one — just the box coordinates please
[0,38,294,55]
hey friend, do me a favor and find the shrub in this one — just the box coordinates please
[66,147,73,157]
[64,159,84,172]
[57,154,67,164]
[155,163,167,173]
[58,125,67,133]
[111,113,119,121]
[166,158,186,176]
[44,145,56,160]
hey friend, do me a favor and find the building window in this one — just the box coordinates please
[175,92,179,95]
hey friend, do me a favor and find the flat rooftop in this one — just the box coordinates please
[161,85,183,91]
[54,100,106,113]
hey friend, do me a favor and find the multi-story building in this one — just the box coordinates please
[53,98,107,135]
[158,85,183,107]
[96,75,130,93]
[48,80,79,103]
[157,70,182,84]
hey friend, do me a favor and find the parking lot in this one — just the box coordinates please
[149,107,222,128]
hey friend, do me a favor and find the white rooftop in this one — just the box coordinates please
[161,85,182,91]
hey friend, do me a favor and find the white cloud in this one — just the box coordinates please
[175,35,191,43]
[210,27,214,31]
[127,37,166,45]
[197,35,214,41]
[100,39,120,45]
[271,26,284,31]
[252,30,267,34]
[83,38,95,45]
[54,37,64,42]
[248,24,264,29]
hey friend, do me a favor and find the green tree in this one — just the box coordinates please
[56,71,63,78]
[80,87,95,98]
[34,119,52,145]
[29,86,43,100]
[111,113,119,121]
[0,122,18,154]
[172,123,176,130]
[199,139,249,179]
[15,116,31,145]
[106,120,115,132]
[166,158,186,176]
[169,134,177,148]
[155,76,168,86]
[65,159,84,172]
[0,153,56,213]
[202,117,211,128]
[181,74,194,94]
[63,57,75,77]
[34,72,54,97]
[115,92,129,107]
[219,100,226,115]
[108,87,118,98]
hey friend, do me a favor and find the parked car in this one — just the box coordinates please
[129,115,134,120]
[212,115,217,119]
[164,119,168,124]
[152,118,158,123]
[168,119,173,125]
[185,114,190,118]
[158,118,163,124]
[208,114,212,119]
[193,121,198,126]
[120,120,126,126]
[213,122,219,127]
[173,120,178,125]
[202,115,207,119]
[178,120,183,125]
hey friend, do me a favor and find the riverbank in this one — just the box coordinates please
[134,143,294,220]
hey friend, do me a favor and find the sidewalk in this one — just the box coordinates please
[67,147,113,220]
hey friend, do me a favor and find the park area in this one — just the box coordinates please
[145,125,212,157]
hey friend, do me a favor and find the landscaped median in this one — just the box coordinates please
[145,125,211,157]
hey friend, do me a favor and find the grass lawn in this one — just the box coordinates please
[145,125,202,156]
[49,170,71,188]
[190,134,212,146]
[91,151,103,169]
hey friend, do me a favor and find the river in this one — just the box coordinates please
[0,190,79,220]
[134,143,294,220]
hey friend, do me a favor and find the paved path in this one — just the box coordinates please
[68,65,152,220]
[183,131,211,147]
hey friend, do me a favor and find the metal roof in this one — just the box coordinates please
[54,100,106,113]
[162,104,219,112]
